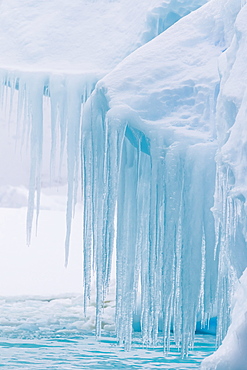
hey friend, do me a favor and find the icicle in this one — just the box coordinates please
[82,119,93,312]
[162,143,185,353]
[0,69,219,356]
[213,163,239,346]
[25,73,46,245]
[49,74,66,182]
[64,78,81,265]
[16,77,27,152]
[0,69,100,267]
[116,135,140,349]
[80,84,219,355]
[82,90,106,332]
[64,75,98,266]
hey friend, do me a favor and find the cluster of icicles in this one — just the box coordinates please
[0,69,240,357]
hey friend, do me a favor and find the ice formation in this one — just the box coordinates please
[201,2,247,368]
[81,0,247,356]
[0,0,205,263]
[1,0,247,365]
[201,269,247,369]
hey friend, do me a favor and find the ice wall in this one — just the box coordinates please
[83,89,218,355]
[201,3,247,368]
[80,1,246,355]
[81,0,244,356]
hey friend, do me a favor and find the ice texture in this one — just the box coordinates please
[81,0,247,356]
[0,0,206,73]
[201,2,247,368]
[201,269,247,369]
[141,0,208,43]
[0,0,204,261]
[1,0,247,364]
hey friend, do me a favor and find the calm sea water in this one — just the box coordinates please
[0,297,215,369]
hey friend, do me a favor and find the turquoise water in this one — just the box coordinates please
[0,333,214,370]
[0,298,215,369]
[0,333,215,369]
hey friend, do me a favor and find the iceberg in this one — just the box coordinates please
[81,0,247,356]
[1,0,247,365]
[0,0,207,263]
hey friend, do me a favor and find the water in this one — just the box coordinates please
[0,334,215,369]
[0,297,215,369]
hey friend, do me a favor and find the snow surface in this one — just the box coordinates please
[0,0,148,73]
[0,0,207,74]
[201,269,247,370]
[1,0,247,366]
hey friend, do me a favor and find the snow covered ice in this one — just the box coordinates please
[1,0,247,367]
